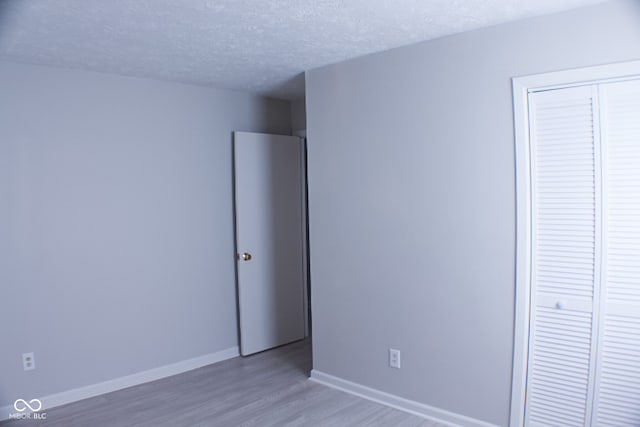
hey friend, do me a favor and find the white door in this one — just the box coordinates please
[518,78,640,427]
[525,85,600,427]
[591,80,640,426]
[233,131,306,356]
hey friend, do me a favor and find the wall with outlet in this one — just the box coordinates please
[306,1,640,425]
[0,61,291,409]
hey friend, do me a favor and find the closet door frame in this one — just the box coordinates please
[510,60,640,427]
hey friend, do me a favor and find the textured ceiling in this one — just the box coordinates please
[0,0,606,99]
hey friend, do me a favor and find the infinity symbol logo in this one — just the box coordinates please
[13,399,42,412]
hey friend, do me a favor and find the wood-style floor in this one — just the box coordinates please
[1,339,444,426]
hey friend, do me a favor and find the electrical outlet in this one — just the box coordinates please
[389,348,401,369]
[22,352,35,371]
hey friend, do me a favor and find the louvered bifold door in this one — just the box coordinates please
[525,86,600,427]
[592,80,640,426]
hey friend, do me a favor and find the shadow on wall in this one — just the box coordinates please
[267,73,305,101]
[0,2,22,50]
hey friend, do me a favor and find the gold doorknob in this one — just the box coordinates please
[240,252,252,261]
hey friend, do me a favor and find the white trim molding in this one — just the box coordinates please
[510,59,640,427]
[310,370,498,427]
[512,60,640,93]
[0,346,239,421]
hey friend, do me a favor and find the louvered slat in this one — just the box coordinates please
[593,80,640,427]
[525,86,596,427]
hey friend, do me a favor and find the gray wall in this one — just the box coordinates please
[290,98,307,132]
[306,1,640,425]
[0,62,291,408]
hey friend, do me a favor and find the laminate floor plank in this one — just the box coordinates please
[1,339,447,426]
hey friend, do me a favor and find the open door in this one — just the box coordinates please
[233,131,306,356]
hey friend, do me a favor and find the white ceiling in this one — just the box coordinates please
[0,0,605,99]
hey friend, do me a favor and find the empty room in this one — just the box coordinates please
[2,1,640,426]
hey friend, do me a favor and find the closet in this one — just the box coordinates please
[522,78,640,426]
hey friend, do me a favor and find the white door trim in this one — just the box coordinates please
[299,135,310,337]
[510,59,640,427]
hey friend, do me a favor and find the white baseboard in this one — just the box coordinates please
[309,369,498,427]
[1,346,239,421]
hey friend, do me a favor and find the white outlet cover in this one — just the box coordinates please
[389,348,401,369]
[22,352,35,371]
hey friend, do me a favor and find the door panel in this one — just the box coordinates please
[233,132,306,356]
[592,80,640,427]
[525,86,599,427]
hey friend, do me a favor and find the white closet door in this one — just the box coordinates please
[592,80,640,426]
[525,86,600,427]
